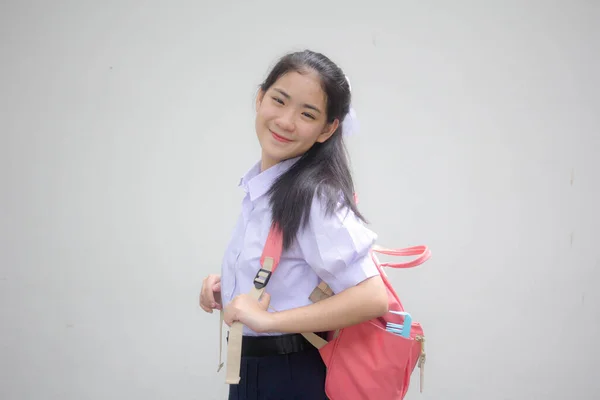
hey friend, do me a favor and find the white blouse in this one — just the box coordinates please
[220,157,380,336]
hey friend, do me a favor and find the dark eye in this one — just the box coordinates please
[302,112,316,120]
[272,97,284,105]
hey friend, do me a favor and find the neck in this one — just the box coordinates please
[260,152,278,172]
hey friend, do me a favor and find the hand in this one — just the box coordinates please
[199,274,222,313]
[223,292,274,333]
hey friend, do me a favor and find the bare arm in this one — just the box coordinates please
[224,275,389,334]
[266,275,388,333]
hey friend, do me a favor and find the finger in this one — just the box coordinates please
[202,280,216,306]
[259,292,271,311]
[200,297,213,312]
[203,290,215,305]
[223,307,234,326]
[214,290,223,308]
[199,292,206,309]
[213,282,221,292]
[199,301,213,313]
[200,285,215,313]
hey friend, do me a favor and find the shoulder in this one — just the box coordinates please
[300,184,377,252]
[306,184,364,229]
[296,186,379,293]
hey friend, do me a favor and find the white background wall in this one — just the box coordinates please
[1,1,598,399]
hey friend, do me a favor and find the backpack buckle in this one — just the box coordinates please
[253,268,272,289]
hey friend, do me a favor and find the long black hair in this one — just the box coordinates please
[261,50,367,250]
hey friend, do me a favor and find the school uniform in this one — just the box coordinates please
[221,157,379,400]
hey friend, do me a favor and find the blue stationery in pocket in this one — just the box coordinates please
[385,311,412,338]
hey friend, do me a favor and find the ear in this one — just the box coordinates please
[255,89,265,112]
[316,118,340,143]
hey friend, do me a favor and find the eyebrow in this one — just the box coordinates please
[273,88,322,114]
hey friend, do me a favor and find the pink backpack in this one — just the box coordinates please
[223,225,431,399]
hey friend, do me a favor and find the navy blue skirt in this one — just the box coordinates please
[228,345,328,400]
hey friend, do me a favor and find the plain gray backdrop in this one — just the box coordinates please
[1,1,598,399]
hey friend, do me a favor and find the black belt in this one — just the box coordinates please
[227,332,328,357]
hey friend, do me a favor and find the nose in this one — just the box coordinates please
[274,109,295,132]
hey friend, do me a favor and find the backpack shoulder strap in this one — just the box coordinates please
[222,225,284,384]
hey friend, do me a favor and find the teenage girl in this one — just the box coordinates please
[199,49,389,400]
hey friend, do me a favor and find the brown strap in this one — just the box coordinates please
[218,306,329,377]
[223,258,274,384]
[224,285,265,383]
[219,274,333,383]
[300,332,328,349]
[309,281,334,303]
[217,309,224,372]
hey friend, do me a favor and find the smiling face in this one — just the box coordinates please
[255,70,339,171]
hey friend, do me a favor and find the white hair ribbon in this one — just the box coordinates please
[342,107,359,137]
[341,75,359,137]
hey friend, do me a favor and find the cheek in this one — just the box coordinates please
[296,123,323,142]
[258,100,278,118]
[255,108,272,129]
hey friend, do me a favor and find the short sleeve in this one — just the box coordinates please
[296,193,380,294]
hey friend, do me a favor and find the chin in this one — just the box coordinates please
[260,138,288,159]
